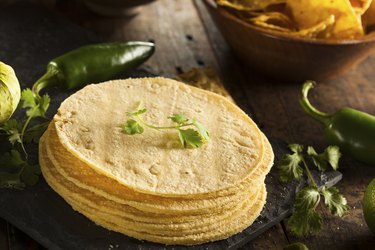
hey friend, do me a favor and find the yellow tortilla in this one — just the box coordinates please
[53,77,267,197]
[40,134,263,233]
[39,77,274,245]
[41,143,267,244]
[45,122,273,214]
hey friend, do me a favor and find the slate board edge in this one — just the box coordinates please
[1,206,63,250]
[229,210,291,250]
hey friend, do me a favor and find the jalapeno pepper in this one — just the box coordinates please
[300,81,375,166]
[32,41,155,94]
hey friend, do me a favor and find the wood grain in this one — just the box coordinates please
[1,0,374,249]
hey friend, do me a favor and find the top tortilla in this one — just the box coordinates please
[53,77,265,196]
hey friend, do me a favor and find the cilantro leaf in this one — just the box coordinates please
[294,186,321,210]
[279,142,347,236]
[21,88,50,118]
[307,146,341,171]
[0,150,25,189]
[0,150,41,188]
[321,186,349,217]
[123,119,144,135]
[20,88,36,110]
[23,122,49,144]
[307,146,327,171]
[178,129,203,148]
[278,144,304,182]
[0,150,25,170]
[289,144,304,153]
[21,164,41,186]
[192,119,210,141]
[288,186,322,236]
[324,146,341,170]
[122,104,209,149]
[168,113,188,124]
[288,208,322,236]
[0,119,22,145]
[38,94,50,117]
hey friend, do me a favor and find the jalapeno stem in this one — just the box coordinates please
[32,66,58,96]
[299,81,331,126]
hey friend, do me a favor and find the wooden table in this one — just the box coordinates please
[1,0,375,249]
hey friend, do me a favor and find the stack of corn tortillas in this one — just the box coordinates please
[39,77,274,245]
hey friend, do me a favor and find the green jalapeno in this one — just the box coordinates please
[300,81,375,166]
[32,41,155,94]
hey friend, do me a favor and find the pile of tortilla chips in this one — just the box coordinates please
[39,77,274,245]
[216,0,375,39]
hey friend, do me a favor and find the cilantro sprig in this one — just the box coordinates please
[278,144,349,236]
[0,88,50,189]
[123,104,210,148]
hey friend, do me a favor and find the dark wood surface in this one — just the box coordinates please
[1,0,375,249]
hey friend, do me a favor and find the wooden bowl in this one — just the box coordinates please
[203,0,375,83]
[84,0,156,16]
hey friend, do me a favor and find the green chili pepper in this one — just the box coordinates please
[300,81,375,166]
[32,41,155,94]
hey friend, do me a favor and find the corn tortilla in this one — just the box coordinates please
[70,185,267,245]
[40,140,262,234]
[46,123,273,214]
[53,77,266,197]
[41,146,266,244]
[39,77,274,245]
[41,133,262,228]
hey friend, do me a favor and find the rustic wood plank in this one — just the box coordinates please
[195,1,375,249]
[238,224,287,250]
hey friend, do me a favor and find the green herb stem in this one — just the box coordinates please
[135,116,194,130]
[301,157,317,187]
[123,105,209,148]
[19,115,33,158]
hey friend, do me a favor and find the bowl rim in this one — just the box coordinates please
[204,0,375,45]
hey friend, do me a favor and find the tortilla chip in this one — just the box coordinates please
[216,0,286,11]
[249,14,335,38]
[350,0,372,14]
[249,12,295,32]
[286,0,364,39]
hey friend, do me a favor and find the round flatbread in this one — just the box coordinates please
[45,123,273,213]
[41,140,266,244]
[53,77,266,197]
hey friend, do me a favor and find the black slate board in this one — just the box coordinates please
[0,3,342,250]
